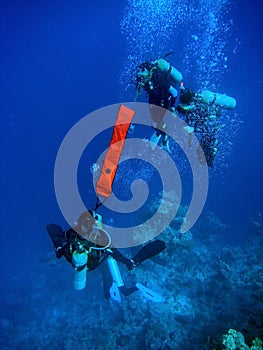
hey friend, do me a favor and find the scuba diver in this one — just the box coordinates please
[46,210,166,302]
[135,55,236,167]
[135,54,183,150]
[178,87,236,167]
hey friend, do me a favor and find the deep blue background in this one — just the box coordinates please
[0,0,262,279]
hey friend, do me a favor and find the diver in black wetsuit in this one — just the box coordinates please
[135,56,183,149]
[178,88,222,168]
[46,210,166,301]
[136,56,236,167]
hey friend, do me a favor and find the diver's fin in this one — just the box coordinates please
[109,282,121,302]
[132,240,166,266]
[135,283,165,302]
[149,131,162,150]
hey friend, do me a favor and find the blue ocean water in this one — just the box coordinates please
[0,0,262,349]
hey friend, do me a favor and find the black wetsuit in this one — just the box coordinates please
[178,92,221,167]
[144,68,176,111]
[46,224,133,270]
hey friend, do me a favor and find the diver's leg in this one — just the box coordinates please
[119,285,138,296]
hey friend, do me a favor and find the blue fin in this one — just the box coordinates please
[135,283,165,302]
[109,282,121,302]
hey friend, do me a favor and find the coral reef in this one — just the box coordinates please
[1,206,262,349]
[222,329,262,350]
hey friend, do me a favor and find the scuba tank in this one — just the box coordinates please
[70,210,111,291]
[72,250,88,290]
[156,58,183,82]
[200,90,236,109]
[169,65,183,83]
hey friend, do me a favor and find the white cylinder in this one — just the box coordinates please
[201,90,236,109]
[157,58,183,82]
[107,257,124,287]
[168,85,178,97]
[170,66,183,82]
[72,251,88,290]
[157,58,170,71]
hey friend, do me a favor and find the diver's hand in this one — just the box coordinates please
[55,246,64,259]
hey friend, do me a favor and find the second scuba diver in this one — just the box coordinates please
[135,55,236,167]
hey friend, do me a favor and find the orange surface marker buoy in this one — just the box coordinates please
[96,105,135,198]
